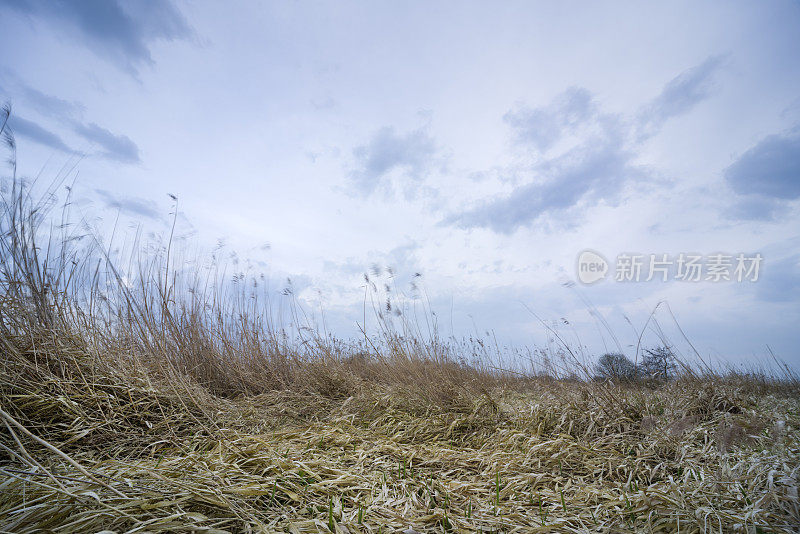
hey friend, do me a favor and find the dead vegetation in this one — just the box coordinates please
[1,112,799,532]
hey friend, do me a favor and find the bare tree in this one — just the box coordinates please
[642,347,677,381]
[595,353,638,381]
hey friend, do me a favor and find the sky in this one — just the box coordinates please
[1,0,799,367]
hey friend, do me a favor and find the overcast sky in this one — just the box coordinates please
[1,0,799,367]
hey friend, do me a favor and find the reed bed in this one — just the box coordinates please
[1,113,799,533]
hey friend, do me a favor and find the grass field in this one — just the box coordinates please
[1,115,799,532]
[3,331,799,533]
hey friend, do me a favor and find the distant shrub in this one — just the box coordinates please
[595,352,639,382]
[641,346,677,381]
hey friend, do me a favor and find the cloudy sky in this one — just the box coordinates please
[1,0,799,366]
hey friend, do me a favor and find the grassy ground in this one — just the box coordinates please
[2,328,799,533]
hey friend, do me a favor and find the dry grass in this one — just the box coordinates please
[2,348,799,533]
[1,113,799,533]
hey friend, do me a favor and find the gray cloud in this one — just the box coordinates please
[445,127,640,233]
[0,71,84,118]
[0,0,191,74]
[95,189,160,220]
[723,128,800,221]
[311,96,337,111]
[725,130,800,198]
[725,196,788,222]
[636,55,725,139]
[503,87,596,152]
[17,84,84,118]
[349,127,437,196]
[757,254,800,303]
[2,73,141,164]
[74,122,140,163]
[325,241,421,278]
[443,57,725,234]
[8,115,76,154]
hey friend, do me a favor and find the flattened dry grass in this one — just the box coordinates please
[2,335,799,533]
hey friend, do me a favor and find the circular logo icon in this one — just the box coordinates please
[576,250,608,284]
